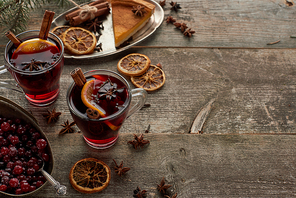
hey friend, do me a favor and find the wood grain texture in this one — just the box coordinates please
[0,47,295,135]
[2,133,296,197]
[1,0,296,48]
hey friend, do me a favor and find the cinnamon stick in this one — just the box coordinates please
[39,10,55,40]
[65,0,108,21]
[70,68,86,88]
[5,31,21,47]
[70,6,110,26]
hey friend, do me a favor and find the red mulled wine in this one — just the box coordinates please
[69,74,129,148]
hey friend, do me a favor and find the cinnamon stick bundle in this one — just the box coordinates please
[65,0,108,21]
[69,6,110,26]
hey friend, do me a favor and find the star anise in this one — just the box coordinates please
[170,1,181,11]
[59,120,76,134]
[113,159,130,176]
[174,22,188,32]
[159,0,166,7]
[128,134,150,149]
[183,28,195,37]
[86,17,104,34]
[42,108,61,124]
[21,59,49,71]
[133,186,147,198]
[97,79,124,101]
[132,5,146,17]
[165,193,178,198]
[166,16,176,23]
[157,177,172,194]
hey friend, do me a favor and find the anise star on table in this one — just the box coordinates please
[132,5,146,17]
[157,177,172,194]
[128,134,150,149]
[170,1,181,12]
[133,186,147,198]
[174,22,188,32]
[21,59,48,71]
[159,0,166,7]
[183,28,195,37]
[165,193,178,198]
[113,159,130,176]
[59,120,76,134]
[42,108,62,124]
[166,16,176,23]
[87,17,104,34]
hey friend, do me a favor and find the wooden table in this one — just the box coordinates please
[1,0,296,197]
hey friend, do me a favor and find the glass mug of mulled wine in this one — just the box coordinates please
[0,30,64,106]
[66,69,147,149]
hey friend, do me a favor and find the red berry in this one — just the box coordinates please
[29,185,36,192]
[0,184,7,192]
[41,153,49,162]
[1,147,9,155]
[9,178,19,188]
[36,139,47,150]
[36,180,43,188]
[13,165,23,175]
[10,136,19,145]
[26,167,35,175]
[1,122,10,132]
[20,182,30,192]
[15,188,22,194]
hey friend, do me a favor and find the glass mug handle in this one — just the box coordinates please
[127,88,148,118]
[0,65,23,93]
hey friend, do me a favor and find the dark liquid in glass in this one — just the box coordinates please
[7,37,63,101]
[69,74,129,145]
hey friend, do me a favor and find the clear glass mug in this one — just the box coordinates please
[0,30,64,106]
[66,69,147,149]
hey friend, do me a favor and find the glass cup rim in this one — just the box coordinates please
[66,69,132,122]
[4,30,64,75]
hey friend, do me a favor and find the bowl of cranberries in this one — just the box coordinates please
[0,96,53,196]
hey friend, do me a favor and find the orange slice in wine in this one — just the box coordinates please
[69,158,111,194]
[81,80,119,130]
[13,38,57,54]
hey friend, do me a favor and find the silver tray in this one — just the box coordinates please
[51,0,164,59]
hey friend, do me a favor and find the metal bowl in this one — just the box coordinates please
[0,96,54,197]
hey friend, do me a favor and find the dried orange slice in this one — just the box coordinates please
[81,80,119,130]
[51,26,70,39]
[131,65,165,91]
[117,53,150,76]
[62,27,96,55]
[69,158,111,194]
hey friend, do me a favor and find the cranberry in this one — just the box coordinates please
[7,120,13,125]
[21,134,28,142]
[1,176,10,185]
[2,155,10,163]
[27,168,35,175]
[0,184,7,192]
[36,180,43,188]
[15,188,22,194]
[27,159,34,167]
[10,136,19,145]
[14,118,21,124]
[31,132,40,140]
[1,147,9,155]
[10,124,16,133]
[20,182,30,192]
[33,164,39,171]
[0,130,3,136]
[17,126,26,135]
[1,122,10,132]
[24,150,32,158]
[17,175,26,181]
[9,146,17,157]
[29,185,36,192]
[13,165,23,175]
[26,140,33,148]
[41,153,49,162]
[9,178,19,188]
[18,147,25,156]
[36,139,47,150]
[6,162,14,169]
[15,160,22,166]
[2,138,8,146]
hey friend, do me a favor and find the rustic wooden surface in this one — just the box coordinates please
[1,0,296,197]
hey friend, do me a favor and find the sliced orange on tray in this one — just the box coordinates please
[117,53,151,76]
[62,27,97,55]
[131,64,165,91]
[69,158,111,194]
[81,80,119,130]
[51,26,70,39]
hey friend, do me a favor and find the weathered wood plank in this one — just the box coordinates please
[0,47,296,135]
[1,0,296,48]
[1,133,295,197]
